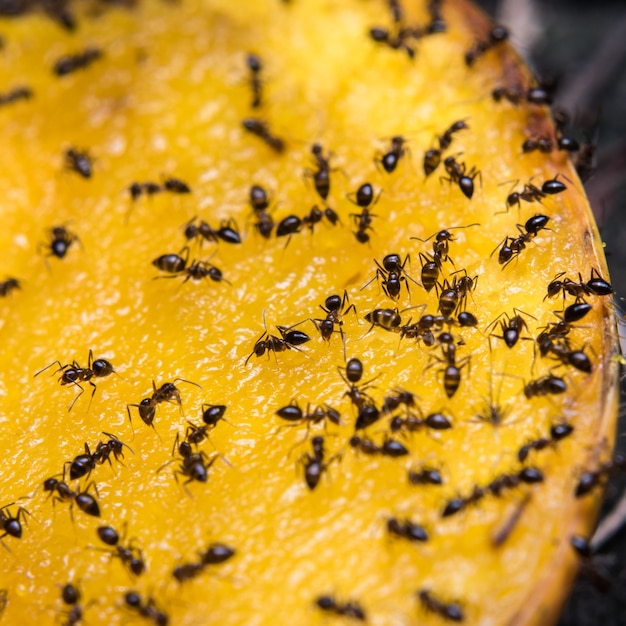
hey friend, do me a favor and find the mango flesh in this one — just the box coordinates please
[0,1,619,624]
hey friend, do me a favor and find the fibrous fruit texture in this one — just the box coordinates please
[0,1,620,625]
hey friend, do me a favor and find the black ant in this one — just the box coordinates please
[521,136,554,154]
[396,315,436,346]
[311,291,356,358]
[172,543,234,582]
[418,589,464,622]
[518,422,574,463]
[338,358,378,411]
[304,143,335,201]
[540,337,592,374]
[0,503,30,542]
[575,454,626,498]
[494,214,550,268]
[183,217,241,246]
[161,434,219,486]
[389,411,452,433]
[275,214,302,241]
[545,269,614,300]
[0,86,32,107]
[241,117,285,153]
[381,388,417,414]
[523,374,567,399]
[441,155,481,199]
[375,135,408,173]
[245,316,311,364]
[423,148,442,177]
[427,343,470,398]
[408,465,444,486]
[363,308,402,334]
[541,174,567,195]
[39,225,82,265]
[315,595,366,621]
[347,182,380,244]
[64,148,92,179]
[438,119,469,151]
[95,523,146,576]
[53,47,102,76]
[362,253,419,299]
[248,184,275,238]
[59,582,83,626]
[349,435,409,457]
[34,349,118,411]
[501,180,546,212]
[124,591,169,626]
[128,181,162,201]
[369,26,418,59]
[201,403,228,427]
[486,309,535,348]
[387,517,429,542]
[298,436,339,490]
[163,176,191,194]
[127,378,200,431]
[162,258,230,286]
[43,479,100,518]
[276,400,342,430]
[464,24,509,66]
[246,53,263,108]
[301,205,340,232]
[0,277,20,297]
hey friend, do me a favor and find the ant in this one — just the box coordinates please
[347,182,380,244]
[298,436,339,490]
[418,589,464,622]
[246,53,263,108]
[311,291,356,358]
[494,214,550,268]
[201,403,228,427]
[362,253,419,299]
[0,277,20,297]
[545,269,614,301]
[375,135,408,173]
[521,135,554,154]
[173,544,234,581]
[127,378,200,431]
[95,523,145,576]
[0,86,32,107]
[183,217,241,246]
[53,47,102,76]
[338,358,378,410]
[67,432,131,480]
[369,26,418,59]
[349,435,409,457]
[389,411,452,433]
[486,309,535,349]
[64,148,92,179]
[39,225,82,265]
[59,582,83,626]
[302,205,340,231]
[0,503,30,542]
[408,465,444,486]
[518,422,574,463]
[275,214,302,242]
[163,176,191,194]
[523,374,567,399]
[161,434,219,486]
[248,184,275,238]
[241,117,285,153]
[396,315,436,347]
[245,316,311,364]
[276,400,342,431]
[501,180,546,212]
[539,336,592,374]
[464,24,509,66]
[387,517,429,542]
[128,181,162,201]
[427,343,470,398]
[382,387,417,414]
[315,595,366,621]
[541,174,568,195]
[441,155,481,199]
[423,121,469,177]
[160,258,230,286]
[182,420,213,446]
[34,349,117,411]
[124,591,169,626]
[304,143,335,201]
[43,479,100,518]
[575,454,626,498]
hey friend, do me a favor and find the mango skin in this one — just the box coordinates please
[0,1,619,625]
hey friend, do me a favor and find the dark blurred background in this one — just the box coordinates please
[476,1,626,624]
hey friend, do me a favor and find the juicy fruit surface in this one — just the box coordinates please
[0,1,619,625]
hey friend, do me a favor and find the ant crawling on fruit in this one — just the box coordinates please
[59,582,84,626]
[245,312,311,364]
[127,378,201,433]
[94,522,146,576]
[361,253,420,300]
[440,155,481,199]
[315,594,366,621]
[246,52,263,109]
[375,135,409,174]
[66,431,134,480]
[347,182,380,244]
[38,224,82,268]
[417,589,464,622]
[310,291,357,359]
[64,147,92,179]
[241,117,285,153]
[124,591,169,626]
[0,502,31,545]
[53,47,102,76]
[298,435,341,490]
[34,349,119,411]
